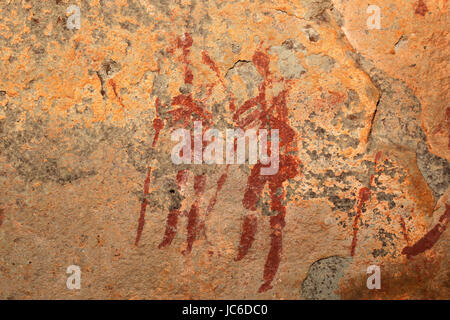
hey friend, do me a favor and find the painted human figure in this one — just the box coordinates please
[136,33,299,292]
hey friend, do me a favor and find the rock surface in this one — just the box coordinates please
[0,0,448,299]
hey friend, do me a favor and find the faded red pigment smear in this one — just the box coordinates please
[370,150,383,185]
[200,51,221,100]
[108,79,126,110]
[176,33,194,84]
[184,175,207,254]
[201,51,226,102]
[152,98,165,147]
[234,50,300,292]
[169,94,212,127]
[202,51,220,77]
[350,187,371,256]
[402,204,450,258]
[192,51,239,236]
[328,90,346,106]
[199,166,230,234]
[415,0,428,16]
[374,150,383,166]
[446,107,450,149]
[252,50,270,78]
[350,151,382,255]
[159,170,188,248]
[399,216,409,244]
[135,167,152,246]
[201,50,236,112]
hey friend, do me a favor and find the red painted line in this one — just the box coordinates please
[350,151,382,256]
[446,107,450,150]
[152,118,164,147]
[374,150,383,165]
[399,216,409,244]
[235,214,258,261]
[0,208,4,227]
[183,175,207,254]
[202,50,236,111]
[135,167,152,246]
[258,213,284,293]
[158,170,188,248]
[109,79,126,111]
[176,33,194,85]
[202,51,220,77]
[402,204,449,258]
[350,187,371,256]
[242,163,269,211]
[158,209,180,249]
[204,167,229,220]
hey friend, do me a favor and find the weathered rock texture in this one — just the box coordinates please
[0,0,448,299]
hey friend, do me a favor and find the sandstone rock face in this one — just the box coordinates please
[0,0,448,299]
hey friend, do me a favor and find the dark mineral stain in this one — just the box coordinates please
[0,108,105,184]
[328,196,355,212]
[416,141,450,200]
[301,256,352,300]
